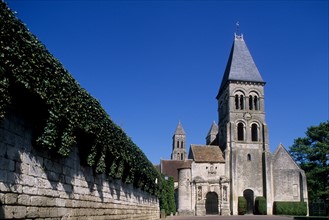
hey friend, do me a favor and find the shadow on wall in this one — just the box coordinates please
[0,84,152,208]
[0,83,105,200]
[0,200,4,219]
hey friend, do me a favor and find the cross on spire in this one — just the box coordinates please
[235,21,243,39]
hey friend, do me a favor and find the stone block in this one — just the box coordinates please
[29,164,44,177]
[4,193,18,204]
[2,205,14,218]
[0,157,15,172]
[26,206,39,218]
[55,198,67,207]
[13,206,27,219]
[30,196,48,206]
[18,194,30,205]
[20,174,37,187]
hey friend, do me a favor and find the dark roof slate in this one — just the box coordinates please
[217,35,264,98]
[189,145,225,163]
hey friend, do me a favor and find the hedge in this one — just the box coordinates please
[238,196,247,215]
[255,196,267,215]
[0,1,161,195]
[273,201,307,216]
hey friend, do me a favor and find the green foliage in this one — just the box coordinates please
[0,1,160,195]
[238,196,247,215]
[273,201,307,216]
[159,176,168,214]
[158,175,176,216]
[289,121,329,202]
[166,176,176,215]
[255,196,267,215]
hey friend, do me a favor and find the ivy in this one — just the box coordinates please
[0,0,161,195]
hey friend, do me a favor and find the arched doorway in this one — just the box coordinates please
[205,192,219,215]
[243,189,254,214]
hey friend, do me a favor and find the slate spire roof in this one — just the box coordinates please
[174,121,185,135]
[217,34,265,98]
[207,121,218,136]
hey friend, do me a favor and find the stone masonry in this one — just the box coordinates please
[0,112,159,219]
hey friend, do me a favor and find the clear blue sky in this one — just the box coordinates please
[6,0,328,164]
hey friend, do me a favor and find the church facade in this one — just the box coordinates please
[159,33,308,216]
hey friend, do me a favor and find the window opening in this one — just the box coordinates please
[251,124,258,141]
[235,95,239,109]
[237,123,244,141]
[249,95,253,110]
[247,154,251,161]
[240,95,244,110]
[254,96,258,110]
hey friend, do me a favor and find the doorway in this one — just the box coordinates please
[243,189,254,214]
[205,192,219,215]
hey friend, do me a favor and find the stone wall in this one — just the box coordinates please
[272,145,308,203]
[0,112,159,219]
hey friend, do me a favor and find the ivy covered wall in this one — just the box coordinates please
[0,0,160,195]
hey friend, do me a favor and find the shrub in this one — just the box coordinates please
[255,196,267,215]
[273,201,307,216]
[167,177,176,215]
[238,196,247,215]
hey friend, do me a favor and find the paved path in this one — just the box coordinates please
[164,215,294,220]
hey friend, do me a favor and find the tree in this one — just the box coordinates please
[289,121,329,201]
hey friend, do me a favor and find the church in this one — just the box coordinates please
[158,33,308,216]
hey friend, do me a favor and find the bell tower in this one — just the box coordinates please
[216,33,273,215]
[171,121,187,160]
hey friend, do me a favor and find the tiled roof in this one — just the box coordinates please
[160,160,192,182]
[217,34,264,98]
[190,145,225,163]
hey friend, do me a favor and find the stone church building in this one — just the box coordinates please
[158,33,308,216]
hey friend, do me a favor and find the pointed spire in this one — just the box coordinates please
[207,121,218,136]
[217,33,264,98]
[174,121,185,135]
[206,121,218,145]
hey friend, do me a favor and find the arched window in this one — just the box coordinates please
[181,153,184,160]
[249,92,260,111]
[181,141,184,148]
[240,95,244,110]
[177,141,179,148]
[235,95,239,109]
[177,153,180,160]
[249,95,253,110]
[254,96,259,110]
[235,92,245,110]
[251,123,258,141]
[247,154,251,161]
[237,123,244,141]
